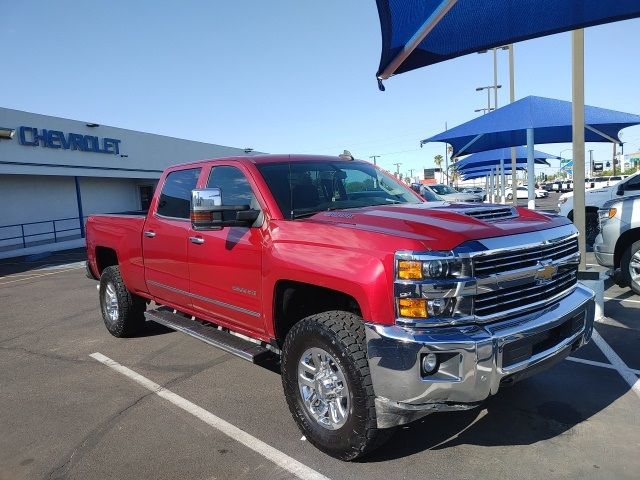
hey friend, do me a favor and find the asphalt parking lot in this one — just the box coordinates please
[1,234,639,480]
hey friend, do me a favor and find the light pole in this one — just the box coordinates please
[393,162,402,175]
[478,46,509,109]
[476,85,501,112]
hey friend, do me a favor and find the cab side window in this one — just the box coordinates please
[207,166,258,221]
[625,175,640,191]
[156,168,201,219]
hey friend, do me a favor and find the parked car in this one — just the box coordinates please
[561,180,574,192]
[505,186,548,200]
[460,186,486,199]
[594,194,640,294]
[86,154,595,460]
[421,183,483,202]
[559,172,640,245]
[551,181,564,192]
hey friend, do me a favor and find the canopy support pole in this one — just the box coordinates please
[485,174,490,203]
[489,167,495,203]
[454,134,484,160]
[526,128,535,209]
[509,44,518,205]
[500,157,506,203]
[572,29,586,271]
[377,0,458,80]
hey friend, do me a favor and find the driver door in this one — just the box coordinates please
[188,164,265,334]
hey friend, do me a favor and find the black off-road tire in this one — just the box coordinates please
[620,240,640,295]
[281,311,392,461]
[99,266,146,337]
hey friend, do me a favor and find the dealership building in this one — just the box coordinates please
[0,107,257,258]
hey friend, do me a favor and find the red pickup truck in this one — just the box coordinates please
[86,154,595,460]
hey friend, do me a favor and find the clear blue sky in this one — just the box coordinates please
[2,1,639,179]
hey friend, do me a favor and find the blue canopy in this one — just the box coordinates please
[460,166,527,180]
[455,146,557,171]
[376,0,640,83]
[422,96,640,157]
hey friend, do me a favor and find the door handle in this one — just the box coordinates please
[189,236,205,245]
[144,230,156,238]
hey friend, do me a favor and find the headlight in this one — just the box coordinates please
[395,251,473,324]
[397,253,464,280]
[598,207,616,223]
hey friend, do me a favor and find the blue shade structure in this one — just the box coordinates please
[422,96,640,158]
[455,146,558,172]
[376,0,640,83]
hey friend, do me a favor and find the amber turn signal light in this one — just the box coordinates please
[398,260,423,280]
[398,298,428,318]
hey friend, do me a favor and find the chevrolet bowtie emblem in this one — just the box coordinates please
[535,263,557,281]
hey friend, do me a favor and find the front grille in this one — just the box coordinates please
[474,269,577,318]
[474,235,578,276]
[464,207,516,221]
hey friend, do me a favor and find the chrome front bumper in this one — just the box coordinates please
[365,284,595,428]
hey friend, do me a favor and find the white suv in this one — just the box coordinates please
[558,172,640,245]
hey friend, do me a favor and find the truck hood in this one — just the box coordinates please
[303,202,570,250]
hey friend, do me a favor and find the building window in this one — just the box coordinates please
[139,185,155,212]
[157,168,201,219]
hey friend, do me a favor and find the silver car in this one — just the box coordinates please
[594,194,640,295]
[421,184,483,202]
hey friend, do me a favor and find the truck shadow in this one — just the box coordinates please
[364,358,628,462]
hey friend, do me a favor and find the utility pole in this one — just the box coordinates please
[408,168,415,179]
[369,155,380,166]
[444,122,449,185]
[393,162,402,175]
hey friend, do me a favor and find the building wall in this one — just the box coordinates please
[0,107,257,255]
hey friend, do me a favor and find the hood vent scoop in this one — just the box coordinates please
[463,206,518,221]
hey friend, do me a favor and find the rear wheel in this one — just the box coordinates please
[620,240,640,295]
[99,266,146,337]
[281,311,391,460]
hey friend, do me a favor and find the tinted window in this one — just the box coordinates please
[157,168,200,219]
[625,174,640,191]
[207,166,257,220]
[257,161,419,218]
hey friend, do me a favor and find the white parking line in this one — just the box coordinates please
[591,331,640,400]
[605,296,640,305]
[567,356,640,376]
[90,353,330,480]
[0,266,84,285]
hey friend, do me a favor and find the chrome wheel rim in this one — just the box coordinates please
[630,250,640,284]
[104,283,119,325]
[297,347,350,430]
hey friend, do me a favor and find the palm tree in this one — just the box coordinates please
[433,154,444,169]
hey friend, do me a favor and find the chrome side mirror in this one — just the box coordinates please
[191,188,257,230]
[191,188,223,229]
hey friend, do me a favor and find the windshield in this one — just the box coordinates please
[256,161,421,218]
[430,184,458,195]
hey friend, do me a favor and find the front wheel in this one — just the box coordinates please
[281,311,391,460]
[620,240,640,295]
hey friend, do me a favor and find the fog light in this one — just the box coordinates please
[422,353,439,375]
